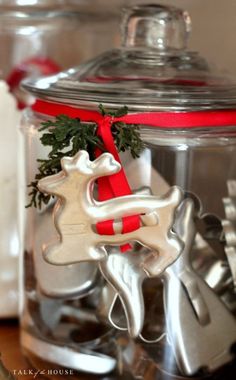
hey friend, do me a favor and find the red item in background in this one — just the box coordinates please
[7,58,60,109]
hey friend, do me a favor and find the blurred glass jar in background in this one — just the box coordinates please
[0,0,124,79]
[0,0,124,318]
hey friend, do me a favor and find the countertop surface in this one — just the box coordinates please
[1,320,236,380]
[0,320,130,380]
[0,320,24,373]
[0,320,93,380]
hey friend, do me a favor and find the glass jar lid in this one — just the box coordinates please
[23,3,236,111]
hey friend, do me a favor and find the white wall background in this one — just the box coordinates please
[128,0,236,76]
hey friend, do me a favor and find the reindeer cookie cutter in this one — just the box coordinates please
[38,150,184,339]
[38,150,184,270]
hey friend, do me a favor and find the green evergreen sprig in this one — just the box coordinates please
[27,105,144,209]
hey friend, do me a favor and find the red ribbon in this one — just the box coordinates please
[32,100,236,251]
[32,100,236,128]
[95,115,140,251]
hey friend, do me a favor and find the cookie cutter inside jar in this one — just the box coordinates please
[21,3,236,379]
[0,0,125,319]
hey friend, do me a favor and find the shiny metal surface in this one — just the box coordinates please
[196,213,225,261]
[164,199,236,376]
[38,151,183,271]
[34,207,99,299]
[38,297,99,331]
[98,187,183,339]
[222,180,236,289]
[97,283,120,325]
[99,253,146,338]
[21,330,116,375]
[38,151,184,340]
[204,260,232,295]
[224,245,236,289]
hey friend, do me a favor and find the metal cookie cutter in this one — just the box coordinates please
[99,253,168,344]
[34,207,99,299]
[21,330,116,375]
[163,198,236,376]
[222,180,236,289]
[22,294,117,376]
[99,251,147,340]
[38,150,184,341]
[38,151,183,267]
[170,190,233,306]
[98,185,184,341]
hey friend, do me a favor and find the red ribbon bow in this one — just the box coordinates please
[32,100,236,251]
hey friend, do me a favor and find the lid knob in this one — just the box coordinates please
[121,4,191,50]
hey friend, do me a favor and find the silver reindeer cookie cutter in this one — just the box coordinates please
[38,151,184,340]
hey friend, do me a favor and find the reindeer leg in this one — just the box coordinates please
[43,232,107,265]
[98,220,183,278]
[99,253,146,338]
[141,232,183,277]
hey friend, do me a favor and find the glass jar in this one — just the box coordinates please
[0,0,123,319]
[21,3,236,379]
[0,0,123,78]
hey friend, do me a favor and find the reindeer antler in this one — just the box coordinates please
[61,151,121,177]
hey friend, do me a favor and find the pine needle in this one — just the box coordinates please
[27,106,144,209]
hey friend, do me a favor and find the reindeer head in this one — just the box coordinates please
[62,151,120,177]
[38,171,66,198]
[38,150,121,198]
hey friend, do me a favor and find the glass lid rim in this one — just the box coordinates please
[22,42,236,99]
[23,75,236,98]
[22,84,236,111]
[22,85,236,112]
